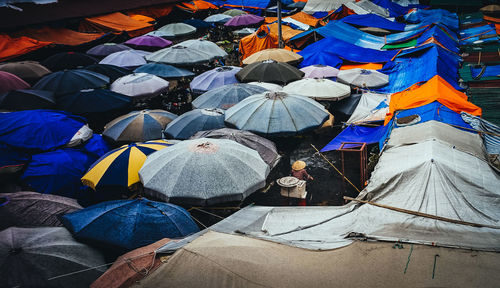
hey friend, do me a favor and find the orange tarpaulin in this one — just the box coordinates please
[176,0,218,12]
[340,63,383,70]
[79,12,154,38]
[290,12,321,27]
[129,14,156,23]
[126,4,174,19]
[13,27,104,46]
[483,15,500,24]
[0,34,51,62]
[385,75,482,125]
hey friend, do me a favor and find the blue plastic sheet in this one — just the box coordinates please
[313,21,386,49]
[470,65,500,79]
[321,125,388,152]
[460,24,496,38]
[341,14,406,32]
[404,9,459,32]
[415,25,459,53]
[371,0,412,17]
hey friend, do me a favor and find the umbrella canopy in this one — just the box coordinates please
[125,35,173,49]
[190,66,241,93]
[282,78,351,101]
[57,89,132,114]
[248,81,283,91]
[33,69,109,96]
[41,52,98,71]
[192,83,268,109]
[300,64,339,78]
[233,27,256,37]
[183,18,211,29]
[242,48,303,65]
[0,89,55,110]
[190,128,278,166]
[103,109,177,142]
[84,64,132,82]
[110,73,169,98]
[225,91,329,136]
[0,192,82,230]
[223,9,247,16]
[145,46,214,66]
[134,63,194,79]
[204,14,232,23]
[82,140,174,190]
[0,71,30,94]
[337,68,389,88]
[0,227,106,288]
[175,39,228,58]
[164,108,226,140]
[61,199,199,251]
[146,30,174,38]
[139,138,269,206]
[99,50,150,68]
[87,43,132,57]
[157,23,197,38]
[0,61,51,85]
[224,14,264,27]
[236,60,304,85]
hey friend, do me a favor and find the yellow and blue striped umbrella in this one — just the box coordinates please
[82,140,173,190]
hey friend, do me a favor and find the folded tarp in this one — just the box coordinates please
[347,92,390,124]
[320,124,388,152]
[79,12,154,37]
[13,27,105,46]
[0,34,51,62]
[461,112,500,156]
[340,14,405,32]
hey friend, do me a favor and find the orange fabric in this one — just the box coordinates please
[0,34,51,62]
[496,24,500,35]
[266,23,303,42]
[125,4,173,19]
[265,17,277,24]
[483,15,500,24]
[79,12,154,37]
[290,12,321,27]
[340,63,383,70]
[129,14,156,23]
[328,4,356,21]
[176,0,218,12]
[13,27,104,46]
[384,75,482,125]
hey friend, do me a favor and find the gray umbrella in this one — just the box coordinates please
[225,91,329,136]
[192,83,268,109]
[157,23,197,38]
[139,138,269,206]
[0,227,106,288]
[0,192,82,230]
[175,39,228,58]
[190,128,279,166]
[164,108,226,140]
[145,46,214,66]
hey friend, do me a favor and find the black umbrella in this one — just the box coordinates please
[41,52,98,71]
[236,60,304,85]
[57,89,132,114]
[33,69,109,96]
[0,227,106,288]
[0,192,82,230]
[85,64,132,82]
[0,89,55,110]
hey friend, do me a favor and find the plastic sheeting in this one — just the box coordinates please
[14,27,105,46]
[79,12,154,37]
[461,112,500,156]
[340,14,405,32]
[320,124,388,152]
[346,92,390,124]
[303,0,354,12]
[0,34,50,62]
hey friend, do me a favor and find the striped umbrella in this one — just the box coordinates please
[82,140,174,190]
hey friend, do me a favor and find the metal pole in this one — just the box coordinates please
[277,1,284,48]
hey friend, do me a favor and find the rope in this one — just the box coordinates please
[46,262,115,281]
[190,214,208,229]
[191,207,226,220]
[403,244,413,274]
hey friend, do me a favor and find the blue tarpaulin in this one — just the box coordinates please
[371,0,412,17]
[404,8,459,32]
[221,0,274,14]
[321,125,388,152]
[470,65,500,79]
[341,14,406,32]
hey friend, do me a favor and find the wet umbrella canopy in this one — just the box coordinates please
[99,50,150,69]
[300,64,339,78]
[223,9,247,16]
[225,91,329,136]
[164,108,226,140]
[139,138,269,206]
[57,88,132,114]
[0,227,106,288]
[224,14,264,27]
[0,71,30,94]
[204,14,232,24]
[192,83,267,109]
[125,35,173,49]
[87,43,132,57]
[236,60,304,85]
[134,63,195,79]
[175,39,228,59]
[33,69,109,96]
[0,89,55,110]
[233,27,256,37]
[242,48,303,65]
[110,73,169,98]
[84,64,132,82]
[0,61,51,85]
[145,46,214,66]
[189,66,241,93]
[282,78,351,101]
[61,199,199,250]
[248,81,283,91]
[157,23,197,38]
[41,52,98,71]
[337,68,389,88]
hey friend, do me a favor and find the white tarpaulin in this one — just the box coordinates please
[303,0,354,13]
[346,91,390,124]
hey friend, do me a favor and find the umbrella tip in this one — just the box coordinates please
[265,91,287,99]
[190,141,219,154]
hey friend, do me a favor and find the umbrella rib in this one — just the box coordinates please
[279,96,299,132]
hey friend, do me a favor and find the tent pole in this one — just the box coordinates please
[277,1,284,49]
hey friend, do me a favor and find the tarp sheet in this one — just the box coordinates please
[404,8,459,32]
[347,92,390,124]
[303,0,354,13]
[79,12,154,37]
[340,14,405,32]
[13,27,105,46]
[461,112,500,156]
[320,124,388,152]
[370,0,411,17]
[0,34,51,62]
[470,65,500,79]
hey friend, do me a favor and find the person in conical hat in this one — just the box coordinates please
[291,160,314,181]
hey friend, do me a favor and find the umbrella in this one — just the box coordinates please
[33,69,109,96]
[0,61,51,85]
[146,30,175,38]
[133,63,195,79]
[20,148,99,198]
[337,68,389,88]
[282,78,351,101]
[41,52,98,71]
[183,18,212,29]
[0,227,106,288]
[57,89,132,114]
[0,192,82,230]
[233,27,256,37]
[192,83,267,109]
[139,138,269,206]
[81,140,174,191]
[248,81,283,91]
[61,199,199,250]
[103,109,178,142]
[225,91,329,136]
[110,73,169,98]
[84,64,133,82]
[87,43,132,57]
[0,109,87,151]
[125,35,173,49]
[164,108,226,140]
[224,14,264,27]
[190,128,278,166]
[80,134,111,159]
[157,23,197,38]
[242,48,303,65]
[236,60,304,85]
[480,5,500,14]
[300,64,339,78]
[99,50,150,69]
[0,89,55,110]
[204,14,232,24]
[0,71,30,94]
[190,66,241,93]
[175,39,228,58]
[145,46,214,66]
[223,9,247,16]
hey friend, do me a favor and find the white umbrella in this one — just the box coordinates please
[99,50,150,68]
[282,78,350,101]
[248,81,282,91]
[110,73,169,98]
[175,39,228,58]
[158,23,197,38]
[337,68,389,88]
[145,46,214,66]
[300,64,339,78]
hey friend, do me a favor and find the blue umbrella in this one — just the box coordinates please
[134,63,195,79]
[79,134,111,159]
[0,110,87,151]
[164,108,225,140]
[84,64,132,82]
[61,199,199,250]
[190,66,241,93]
[192,83,268,110]
[0,89,55,110]
[33,69,109,96]
[57,89,132,114]
[87,43,132,57]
